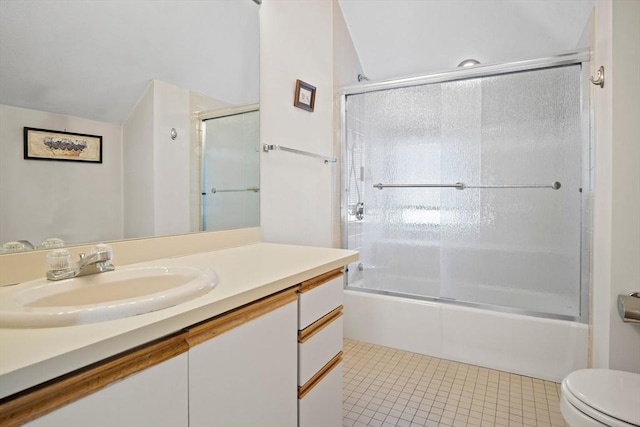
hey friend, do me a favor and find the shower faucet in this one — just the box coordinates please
[350,202,364,220]
[355,202,364,220]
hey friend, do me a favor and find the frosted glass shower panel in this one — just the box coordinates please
[202,111,260,231]
[439,66,583,317]
[346,85,444,297]
[344,64,585,318]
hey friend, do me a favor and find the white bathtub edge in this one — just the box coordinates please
[343,290,588,382]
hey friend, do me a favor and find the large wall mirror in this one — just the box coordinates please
[0,0,260,253]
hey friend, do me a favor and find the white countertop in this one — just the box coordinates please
[0,242,358,399]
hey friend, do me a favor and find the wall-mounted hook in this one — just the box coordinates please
[170,128,178,140]
[590,66,605,88]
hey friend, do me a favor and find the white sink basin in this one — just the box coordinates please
[0,266,217,328]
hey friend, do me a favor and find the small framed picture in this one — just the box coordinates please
[24,127,102,163]
[294,79,316,112]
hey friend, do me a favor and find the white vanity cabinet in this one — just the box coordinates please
[297,270,344,427]
[186,288,299,427]
[0,265,354,427]
[25,349,189,427]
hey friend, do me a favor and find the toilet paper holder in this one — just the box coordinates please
[618,292,640,323]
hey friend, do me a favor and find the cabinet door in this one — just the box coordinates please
[299,361,343,427]
[26,353,189,427]
[297,269,344,427]
[299,316,343,386]
[188,300,297,427]
[298,274,343,330]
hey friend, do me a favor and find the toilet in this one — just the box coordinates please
[560,369,640,426]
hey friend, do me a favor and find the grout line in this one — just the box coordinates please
[342,338,567,427]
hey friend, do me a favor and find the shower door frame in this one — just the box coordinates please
[340,49,592,323]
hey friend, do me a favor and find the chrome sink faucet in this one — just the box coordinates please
[46,243,115,281]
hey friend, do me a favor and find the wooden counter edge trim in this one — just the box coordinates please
[297,269,343,293]
[0,332,189,427]
[297,351,343,400]
[186,286,299,347]
[298,306,343,343]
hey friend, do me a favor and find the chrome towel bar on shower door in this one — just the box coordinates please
[373,181,562,190]
[210,187,260,194]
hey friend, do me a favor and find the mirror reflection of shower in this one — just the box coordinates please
[200,105,260,231]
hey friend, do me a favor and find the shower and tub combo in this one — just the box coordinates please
[340,50,592,382]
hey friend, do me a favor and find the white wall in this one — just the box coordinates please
[152,80,191,237]
[333,0,364,248]
[123,84,155,238]
[608,0,640,373]
[260,0,336,247]
[260,0,363,248]
[122,80,191,239]
[591,0,640,373]
[0,105,123,247]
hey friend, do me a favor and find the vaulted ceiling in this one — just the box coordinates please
[0,0,259,124]
[0,0,595,125]
[338,0,596,81]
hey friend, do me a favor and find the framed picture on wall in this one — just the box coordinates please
[293,79,316,112]
[24,127,102,163]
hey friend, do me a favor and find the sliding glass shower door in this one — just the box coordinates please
[344,64,588,318]
[201,109,260,231]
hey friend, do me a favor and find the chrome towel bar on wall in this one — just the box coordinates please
[263,144,337,164]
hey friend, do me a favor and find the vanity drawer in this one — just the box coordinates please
[298,312,343,386]
[298,270,343,330]
[298,356,342,427]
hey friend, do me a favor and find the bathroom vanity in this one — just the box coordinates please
[0,241,358,426]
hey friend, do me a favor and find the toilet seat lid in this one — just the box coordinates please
[563,369,640,426]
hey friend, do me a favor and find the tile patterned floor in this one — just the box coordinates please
[343,339,567,427]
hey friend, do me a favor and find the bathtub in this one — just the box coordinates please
[343,289,588,382]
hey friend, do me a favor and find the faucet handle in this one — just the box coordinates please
[47,249,72,271]
[91,243,115,273]
[42,238,65,249]
[91,243,113,261]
